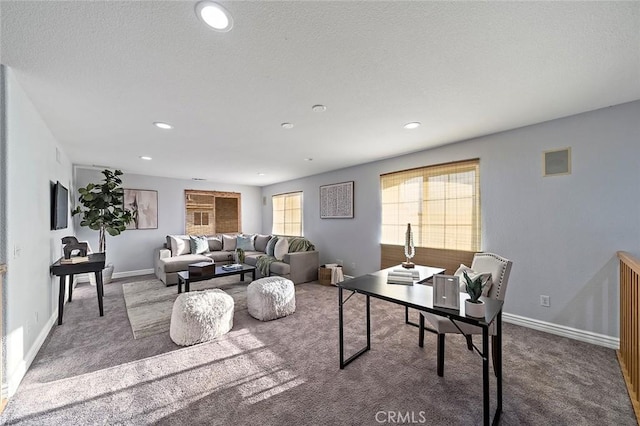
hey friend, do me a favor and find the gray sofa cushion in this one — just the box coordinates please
[161,254,212,273]
[222,234,237,251]
[207,236,222,251]
[204,251,235,263]
[254,234,271,252]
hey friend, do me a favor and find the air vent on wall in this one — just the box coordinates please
[543,147,571,177]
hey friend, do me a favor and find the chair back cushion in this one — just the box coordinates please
[470,253,513,301]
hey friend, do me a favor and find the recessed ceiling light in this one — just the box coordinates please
[304,158,313,161]
[196,1,233,32]
[153,122,173,130]
[257,173,265,176]
[403,122,421,130]
[140,156,152,161]
[281,122,294,129]
[192,178,207,181]
[312,104,327,112]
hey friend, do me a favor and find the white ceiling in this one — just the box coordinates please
[1,1,639,186]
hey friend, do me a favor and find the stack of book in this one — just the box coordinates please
[60,256,89,264]
[387,268,419,285]
[222,263,243,271]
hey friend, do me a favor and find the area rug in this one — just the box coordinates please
[122,276,249,339]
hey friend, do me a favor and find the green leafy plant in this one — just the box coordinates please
[235,247,246,264]
[463,271,487,304]
[71,169,135,254]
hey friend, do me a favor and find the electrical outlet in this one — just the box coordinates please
[540,295,550,307]
[336,259,343,266]
[35,312,39,324]
[351,262,356,270]
[13,244,21,259]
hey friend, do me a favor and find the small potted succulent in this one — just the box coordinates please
[463,271,488,317]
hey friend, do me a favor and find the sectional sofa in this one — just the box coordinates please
[154,233,319,285]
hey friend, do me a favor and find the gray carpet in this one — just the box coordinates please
[122,277,248,339]
[0,275,635,425]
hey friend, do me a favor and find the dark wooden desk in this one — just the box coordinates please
[338,266,504,426]
[50,253,105,325]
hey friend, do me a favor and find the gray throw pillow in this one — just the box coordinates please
[265,236,278,256]
[207,236,222,251]
[274,237,289,261]
[254,234,271,252]
[222,234,237,251]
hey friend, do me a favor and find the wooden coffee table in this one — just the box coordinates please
[177,263,257,293]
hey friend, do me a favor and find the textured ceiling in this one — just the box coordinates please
[1,1,639,186]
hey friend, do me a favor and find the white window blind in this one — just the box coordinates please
[381,159,481,251]
[272,191,303,236]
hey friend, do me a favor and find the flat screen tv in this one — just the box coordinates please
[51,181,69,230]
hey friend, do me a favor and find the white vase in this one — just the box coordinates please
[465,299,485,317]
[89,263,114,285]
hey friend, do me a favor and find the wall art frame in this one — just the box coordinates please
[433,274,460,310]
[320,181,354,219]
[124,189,158,229]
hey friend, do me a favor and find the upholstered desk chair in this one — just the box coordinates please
[419,252,513,376]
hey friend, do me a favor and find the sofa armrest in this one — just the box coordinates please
[156,247,172,260]
[283,251,319,284]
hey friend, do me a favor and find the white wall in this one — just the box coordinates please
[262,101,640,340]
[3,67,75,397]
[73,168,262,275]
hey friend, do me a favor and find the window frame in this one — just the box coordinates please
[272,191,303,237]
[380,159,481,252]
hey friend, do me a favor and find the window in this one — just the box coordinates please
[272,192,303,236]
[194,211,209,226]
[381,159,480,251]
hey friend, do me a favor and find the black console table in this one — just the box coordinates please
[50,253,105,325]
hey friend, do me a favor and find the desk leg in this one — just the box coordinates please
[58,276,66,325]
[68,274,74,302]
[252,269,256,281]
[483,326,489,426]
[95,271,104,317]
[186,278,190,293]
[339,287,344,368]
[339,290,371,369]
[496,311,503,417]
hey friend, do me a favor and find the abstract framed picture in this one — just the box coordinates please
[433,274,460,310]
[124,189,158,229]
[320,181,354,219]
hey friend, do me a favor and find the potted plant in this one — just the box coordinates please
[71,169,135,284]
[235,247,246,264]
[463,271,488,317]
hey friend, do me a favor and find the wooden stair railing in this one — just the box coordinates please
[617,251,640,423]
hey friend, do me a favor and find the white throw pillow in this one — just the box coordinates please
[274,237,289,261]
[169,235,190,256]
[455,264,493,297]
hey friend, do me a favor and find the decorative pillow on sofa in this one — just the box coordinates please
[207,236,222,251]
[274,237,289,261]
[189,235,209,255]
[455,264,492,297]
[254,234,272,252]
[236,234,256,251]
[222,234,237,251]
[168,235,191,256]
[266,236,278,256]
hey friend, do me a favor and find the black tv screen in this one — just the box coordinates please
[51,181,68,230]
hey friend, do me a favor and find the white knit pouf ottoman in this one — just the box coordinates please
[247,277,296,321]
[170,289,234,346]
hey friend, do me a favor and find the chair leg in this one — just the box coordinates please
[466,335,473,351]
[437,334,445,377]
[419,315,425,348]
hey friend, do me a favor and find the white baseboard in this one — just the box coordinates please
[6,312,57,398]
[503,312,619,349]
[76,268,154,283]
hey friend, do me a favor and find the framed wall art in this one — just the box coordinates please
[433,274,460,310]
[320,181,354,219]
[124,189,158,229]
